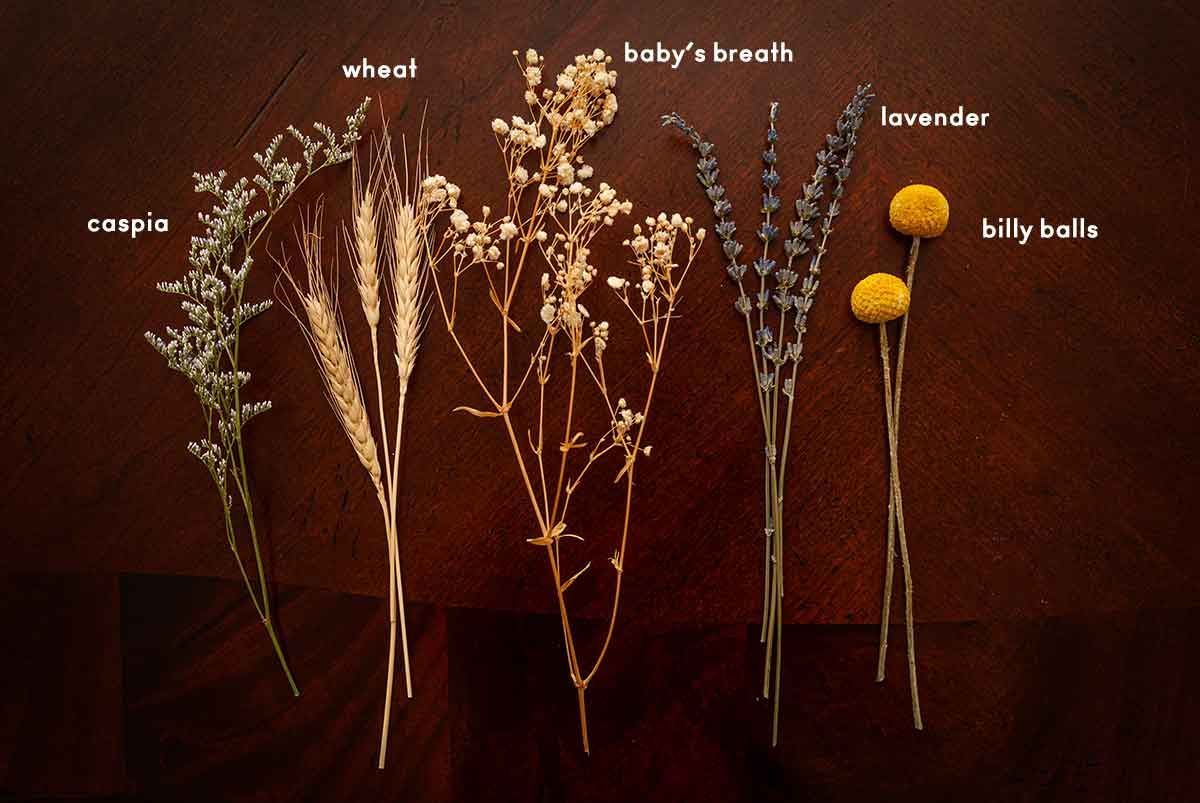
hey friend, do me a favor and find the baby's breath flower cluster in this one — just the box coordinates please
[663,85,874,745]
[426,49,697,754]
[144,98,370,696]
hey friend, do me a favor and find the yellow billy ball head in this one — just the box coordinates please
[889,184,949,238]
[851,273,911,324]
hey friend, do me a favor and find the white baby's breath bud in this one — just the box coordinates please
[450,209,470,233]
[671,213,684,227]
[492,118,510,135]
[697,227,706,240]
[498,221,519,240]
[538,184,555,198]
[606,276,625,290]
[556,162,575,184]
[486,245,501,261]
[513,166,529,183]
[536,230,548,241]
[641,279,654,295]
[526,48,539,65]
[541,272,550,291]
[540,302,556,325]
[556,199,568,212]
[569,182,583,195]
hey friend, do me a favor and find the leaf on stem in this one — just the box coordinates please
[454,405,504,418]
[560,562,591,592]
[527,520,567,546]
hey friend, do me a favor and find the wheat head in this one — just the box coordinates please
[294,229,384,495]
[390,183,426,392]
[350,149,382,330]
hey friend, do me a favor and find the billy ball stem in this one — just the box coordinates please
[879,325,922,729]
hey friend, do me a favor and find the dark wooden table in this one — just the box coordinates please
[3,1,1198,800]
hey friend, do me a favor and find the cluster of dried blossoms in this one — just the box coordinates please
[145,98,370,696]
[278,132,460,767]
[664,84,874,744]
[426,48,702,752]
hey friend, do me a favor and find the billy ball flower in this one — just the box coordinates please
[850,273,910,324]
[888,184,949,239]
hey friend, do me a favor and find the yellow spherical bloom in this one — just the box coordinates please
[889,184,949,238]
[851,273,910,324]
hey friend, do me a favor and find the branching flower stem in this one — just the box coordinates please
[147,99,371,695]
[427,51,701,751]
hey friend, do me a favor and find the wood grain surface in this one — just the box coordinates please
[1,0,1198,800]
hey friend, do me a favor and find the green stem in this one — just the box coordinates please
[263,615,300,697]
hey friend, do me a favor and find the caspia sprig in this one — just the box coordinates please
[145,97,370,696]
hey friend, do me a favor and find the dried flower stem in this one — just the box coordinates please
[878,323,922,728]
[875,235,923,728]
[664,84,874,744]
[147,99,370,695]
[427,47,701,752]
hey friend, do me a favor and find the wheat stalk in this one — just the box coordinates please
[278,127,454,769]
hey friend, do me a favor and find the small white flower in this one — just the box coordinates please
[491,118,510,136]
[606,276,626,290]
[538,184,555,198]
[541,273,550,291]
[670,213,684,227]
[540,302,556,325]
[577,303,589,319]
[641,279,654,295]
[577,164,594,180]
[450,209,470,233]
[569,182,583,195]
[525,48,539,65]
[513,166,529,183]
[556,162,575,184]
[498,221,519,240]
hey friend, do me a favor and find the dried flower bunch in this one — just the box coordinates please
[425,47,703,752]
[145,98,370,695]
[277,131,459,767]
[663,85,874,744]
[854,183,950,730]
